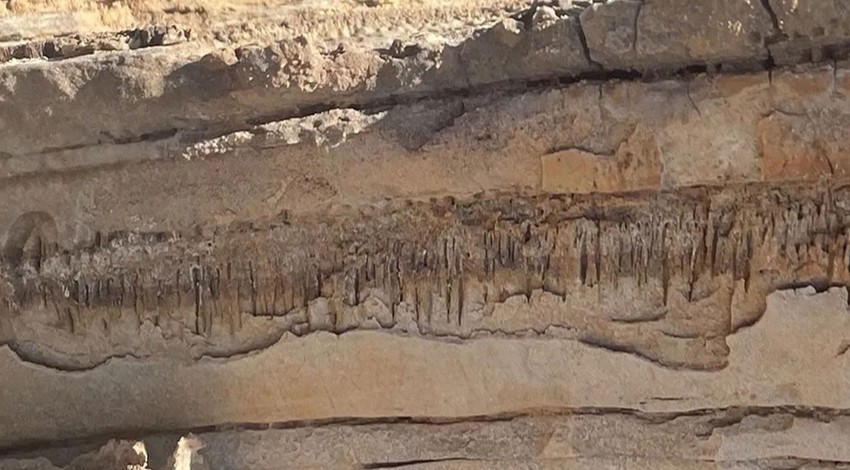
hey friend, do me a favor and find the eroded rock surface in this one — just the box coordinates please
[3,0,850,469]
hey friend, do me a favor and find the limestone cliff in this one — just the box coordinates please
[2,1,850,468]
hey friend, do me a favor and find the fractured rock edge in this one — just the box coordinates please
[4,182,850,372]
[4,1,850,466]
[0,0,529,46]
[0,25,190,63]
[3,61,850,194]
[5,408,850,469]
[3,0,850,157]
[0,285,849,455]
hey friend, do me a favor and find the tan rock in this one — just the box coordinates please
[1,286,850,449]
[838,67,850,95]
[5,0,850,466]
[757,110,850,181]
[771,67,833,103]
[540,126,661,193]
[768,0,850,63]
[757,112,834,181]
[713,72,767,97]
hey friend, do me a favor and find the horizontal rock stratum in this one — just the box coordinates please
[2,1,850,469]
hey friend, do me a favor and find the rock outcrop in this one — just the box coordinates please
[3,0,850,468]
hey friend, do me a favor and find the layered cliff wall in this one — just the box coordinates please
[2,1,850,468]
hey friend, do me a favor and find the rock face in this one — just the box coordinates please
[3,0,850,469]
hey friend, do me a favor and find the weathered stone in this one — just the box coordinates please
[460,15,591,85]
[838,65,850,95]
[1,0,850,158]
[2,285,850,454]
[579,0,642,67]
[769,0,850,64]
[4,1,850,467]
[770,66,834,104]
[589,0,775,69]
[758,112,834,181]
[540,125,661,193]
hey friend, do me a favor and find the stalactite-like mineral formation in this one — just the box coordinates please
[3,0,850,468]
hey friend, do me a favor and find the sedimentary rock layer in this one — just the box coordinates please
[4,182,850,372]
[3,0,850,468]
[8,408,850,469]
[2,0,850,158]
[2,285,850,466]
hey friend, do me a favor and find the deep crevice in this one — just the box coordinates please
[3,405,850,458]
[574,15,603,69]
[759,0,786,43]
[362,458,476,469]
[15,39,850,161]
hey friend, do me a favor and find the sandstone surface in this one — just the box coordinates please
[3,0,850,468]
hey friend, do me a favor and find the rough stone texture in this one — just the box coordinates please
[16,183,850,374]
[3,286,850,466]
[4,1,850,469]
[540,124,662,192]
[582,0,774,69]
[769,0,850,64]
